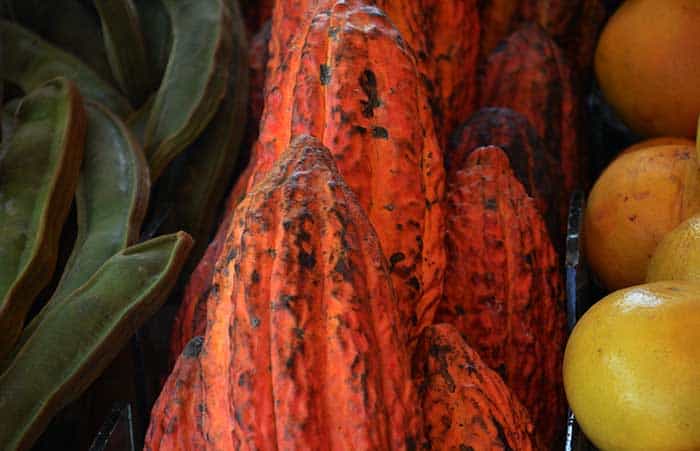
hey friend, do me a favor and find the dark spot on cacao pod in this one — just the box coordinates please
[389,252,406,270]
[440,415,451,429]
[484,198,497,210]
[334,257,352,282]
[494,419,514,451]
[372,126,388,139]
[183,336,205,358]
[351,125,367,135]
[383,203,395,211]
[299,250,316,269]
[407,276,420,291]
[234,408,244,426]
[320,64,331,85]
[406,437,418,451]
[455,305,465,316]
[251,270,260,283]
[283,220,292,230]
[225,248,237,262]
[293,328,305,339]
[328,26,339,38]
[460,445,475,451]
[359,69,380,118]
[251,316,261,328]
[496,363,508,380]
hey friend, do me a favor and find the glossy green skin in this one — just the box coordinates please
[95,0,152,106]
[0,20,132,117]
[0,0,115,84]
[13,101,151,354]
[157,0,248,264]
[0,232,193,451]
[144,0,232,179]
[134,0,172,90]
[0,78,86,361]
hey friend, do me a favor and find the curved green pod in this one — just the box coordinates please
[0,78,86,360]
[0,20,132,117]
[94,0,151,106]
[0,0,115,84]
[14,101,151,352]
[134,0,172,90]
[144,0,233,179]
[0,232,193,451]
[156,0,248,264]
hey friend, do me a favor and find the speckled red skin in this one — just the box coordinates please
[171,0,447,358]
[147,136,424,450]
[375,0,481,146]
[246,0,445,344]
[414,324,538,451]
[437,146,567,449]
[449,107,563,241]
[480,23,583,200]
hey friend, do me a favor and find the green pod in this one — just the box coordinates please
[94,0,152,106]
[0,232,193,451]
[134,0,172,90]
[144,0,233,179]
[0,20,132,117]
[155,0,248,264]
[0,0,115,85]
[0,78,86,360]
[13,101,150,353]
[125,93,154,145]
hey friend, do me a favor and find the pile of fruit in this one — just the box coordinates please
[0,0,697,450]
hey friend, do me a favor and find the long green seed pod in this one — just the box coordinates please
[94,0,152,105]
[0,20,132,117]
[143,0,232,179]
[155,0,248,264]
[0,0,115,84]
[0,232,193,451]
[11,101,150,357]
[0,78,86,360]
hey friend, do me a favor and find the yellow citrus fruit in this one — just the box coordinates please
[563,281,700,451]
[647,214,700,282]
[583,144,700,290]
[594,0,700,138]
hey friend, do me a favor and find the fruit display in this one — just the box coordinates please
[1,0,699,450]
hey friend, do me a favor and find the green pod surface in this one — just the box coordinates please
[94,0,151,106]
[134,0,172,90]
[0,0,114,84]
[144,0,233,179]
[155,0,248,264]
[0,20,132,117]
[0,232,193,451]
[0,78,86,360]
[13,101,150,353]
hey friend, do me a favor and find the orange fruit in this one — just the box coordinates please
[583,144,700,290]
[595,0,700,138]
